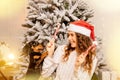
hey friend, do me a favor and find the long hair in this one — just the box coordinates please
[63,33,96,73]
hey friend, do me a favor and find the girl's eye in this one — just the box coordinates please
[71,34,74,36]
[67,34,69,37]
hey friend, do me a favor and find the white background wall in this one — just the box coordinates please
[86,0,120,76]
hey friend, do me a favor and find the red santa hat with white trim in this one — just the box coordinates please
[68,20,97,45]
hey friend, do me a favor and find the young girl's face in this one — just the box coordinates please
[68,31,77,48]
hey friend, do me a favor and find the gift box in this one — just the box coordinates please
[98,70,117,80]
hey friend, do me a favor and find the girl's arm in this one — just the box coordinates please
[41,45,64,77]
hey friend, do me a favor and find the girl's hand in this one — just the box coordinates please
[75,44,96,67]
[46,38,55,57]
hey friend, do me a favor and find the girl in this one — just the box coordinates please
[42,20,98,80]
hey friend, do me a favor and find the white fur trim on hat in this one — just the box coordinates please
[68,24,91,37]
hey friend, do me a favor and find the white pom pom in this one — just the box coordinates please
[93,41,98,46]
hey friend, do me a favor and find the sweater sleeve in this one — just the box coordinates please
[41,45,65,77]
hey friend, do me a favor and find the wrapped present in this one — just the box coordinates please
[98,70,118,80]
[98,70,111,80]
[110,71,117,80]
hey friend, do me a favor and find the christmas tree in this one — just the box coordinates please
[22,0,93,46]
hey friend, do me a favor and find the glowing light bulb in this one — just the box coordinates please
[8,54,15,60]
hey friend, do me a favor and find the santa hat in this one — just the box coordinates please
[68,20,97,45]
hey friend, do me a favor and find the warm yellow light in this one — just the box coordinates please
[0,0,25,18]
[8,54,15,60]
[106,23,120,76]
[7,62,14,65]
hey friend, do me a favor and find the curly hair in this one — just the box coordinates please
[63,33,96,74]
